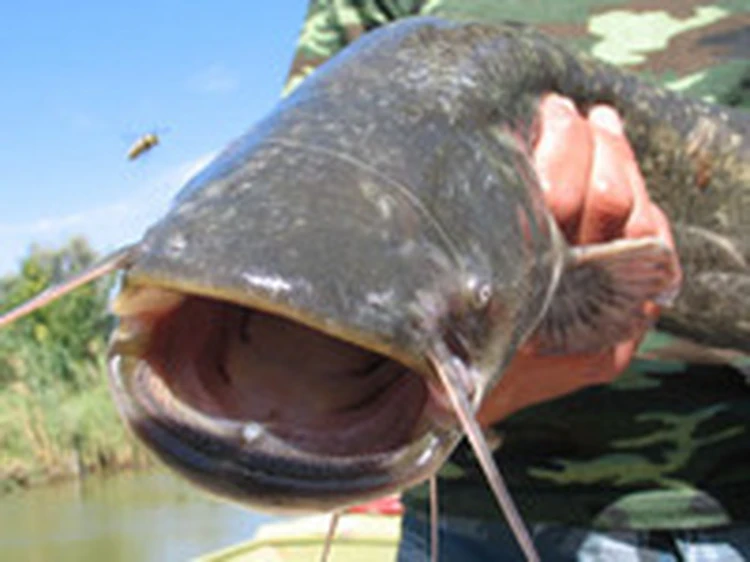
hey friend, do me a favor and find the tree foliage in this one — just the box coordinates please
[0,238,148,491]
[0,237,115,391]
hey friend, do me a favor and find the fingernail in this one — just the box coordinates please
[545,94,577,116]
[589,106,624,135]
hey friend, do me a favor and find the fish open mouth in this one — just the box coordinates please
[108,284,461,511]
[128,293,436,455]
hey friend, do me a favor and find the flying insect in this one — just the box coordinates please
[127,132,160,160]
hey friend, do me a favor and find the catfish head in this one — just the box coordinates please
[105,114,539,513]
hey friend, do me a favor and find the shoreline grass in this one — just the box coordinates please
[0,239,155,495]
[0,364,153,495]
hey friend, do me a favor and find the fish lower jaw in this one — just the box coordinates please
[110,353,459,511]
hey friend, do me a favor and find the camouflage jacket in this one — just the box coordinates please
[285,1,750,530]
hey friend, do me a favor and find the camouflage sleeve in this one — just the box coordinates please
[285,2,750,108]
[283,0,424,95]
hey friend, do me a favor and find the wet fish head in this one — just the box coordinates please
[109,142,525,513]
[107,18,559,514]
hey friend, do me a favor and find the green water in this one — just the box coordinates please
[0,470,280,562]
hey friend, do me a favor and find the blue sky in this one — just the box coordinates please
[0,1,308,275]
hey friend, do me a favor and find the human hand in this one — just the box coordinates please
[477,94,680,426]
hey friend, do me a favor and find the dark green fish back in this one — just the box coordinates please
[288,17,750,351]
[443,19,750,351]
[286,2,750,352]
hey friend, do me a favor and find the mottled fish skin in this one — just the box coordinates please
[287,3,750,353]
[286,1,750,109]
[470,21,750,351]
[118,19,571,511]
[131,20,570,386]
[516,30,750,351]
[143,17,750,353]
[109,17,745,510]
[283,1,750,532]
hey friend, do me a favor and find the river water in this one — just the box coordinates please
[0,469,282,562]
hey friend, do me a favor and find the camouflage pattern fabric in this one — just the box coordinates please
[285,1,750,530]
[285,1,750,108]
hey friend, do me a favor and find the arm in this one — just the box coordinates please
[284,0,421,95]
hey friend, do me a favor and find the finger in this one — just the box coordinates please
[622,147,657,239]
[533,94,593,239]
[577,106,635,244]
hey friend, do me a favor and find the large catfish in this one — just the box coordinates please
[2,16,747,560]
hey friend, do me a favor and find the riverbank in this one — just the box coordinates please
[0,368,153,495]
[0,239,156,494]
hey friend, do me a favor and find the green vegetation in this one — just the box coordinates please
[0,238,151,494]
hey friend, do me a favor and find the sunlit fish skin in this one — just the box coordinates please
[1,15,746,531]
[104,16,687,514]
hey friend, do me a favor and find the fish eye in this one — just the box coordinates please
[467,277,493,309]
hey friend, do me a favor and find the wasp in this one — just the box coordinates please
[127,132,160,161]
